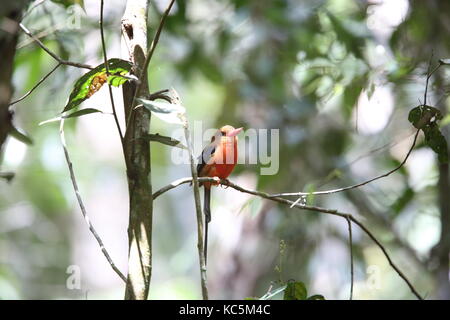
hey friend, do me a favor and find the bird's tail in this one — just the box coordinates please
[204,187,211,265]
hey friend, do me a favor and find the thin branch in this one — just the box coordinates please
[423,53,433,106]
[100,0,124,144]
[19,23,93,70]
[181,116,209,300]
[346,216,354,300]
[59,119,127,283]
[139,0,176,89]
[347,215,422,299]
[152,177,423,300]
[423,53,442,106]
[273,129,420,203]
[9,62,61,106]
[21,0,47,22]
[347,131,416,169]
[125,0,176,132]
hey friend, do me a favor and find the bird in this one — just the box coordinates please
[197,125,243,264]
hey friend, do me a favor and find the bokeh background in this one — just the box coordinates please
[1,0,450,299]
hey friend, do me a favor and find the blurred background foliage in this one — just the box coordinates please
[1,0,449,299]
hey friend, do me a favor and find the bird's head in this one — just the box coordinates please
[211,125,243,143]
[220,125,243,137]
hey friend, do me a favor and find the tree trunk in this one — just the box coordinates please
[121,0,153,300]
[0,1,28,158]
[434,162,450,299]
[431,72,450,299]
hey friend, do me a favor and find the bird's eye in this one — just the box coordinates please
[221,131,226,136]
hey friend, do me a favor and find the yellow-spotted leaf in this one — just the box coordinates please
[63,59,132,112]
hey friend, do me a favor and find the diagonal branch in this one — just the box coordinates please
[152,177,423,300]
[59,119,127,283]
[9,62,61,106]
[19,23,93,70]
[99,0,124,144]
[273,129,420,204]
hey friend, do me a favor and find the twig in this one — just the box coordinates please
[273,129,420,203]
[314,130,417,190]
[9,62,61,106]
[139,0,176,90]
[125,0,176,132]
[19,23,93,70]
[423,53,433,106]
[423,53,442,106]
[21,0,47,22]
[59,119,127,283]
[181,116,209,300]
[100,0,124,143]
[346,216,354,300]
[152,177,423,300]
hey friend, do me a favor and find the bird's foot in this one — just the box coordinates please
[220,178,231,189]
[212,176,221,185]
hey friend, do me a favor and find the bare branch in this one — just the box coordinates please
[153,177,423,300]
[273,129,420,204]
[346,216,354,300]
[100,0,124,144]
[21,0,47,22]
[19,23,93,70]
[181,116,209,300]
[139,0,176,88]
[59,119,127,283]
[9,62,61,106]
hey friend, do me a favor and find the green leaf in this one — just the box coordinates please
[408,105,442,129]
[283,281,307,300]
[146,133,187,149]
[108,74,137,87]
[307,294,325,300]
[39,108,103,125]
[138,98,186,125]
[9,126,33,145]
[64,59,132,112]
[392,188,415,215]
[65,108,103,118]
[408,105,448,163]
[423,123,448,163]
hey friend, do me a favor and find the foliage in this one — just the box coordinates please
[408,105,448,163]
[64,59,132,112]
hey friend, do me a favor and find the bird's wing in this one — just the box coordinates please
[197,143,216,176]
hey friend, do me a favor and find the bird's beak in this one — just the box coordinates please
[226,127,243,137]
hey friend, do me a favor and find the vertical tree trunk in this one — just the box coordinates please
[121,0,153,300]
[435,162,450,299]
[428,71,450,299]
[0,2,27,157]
